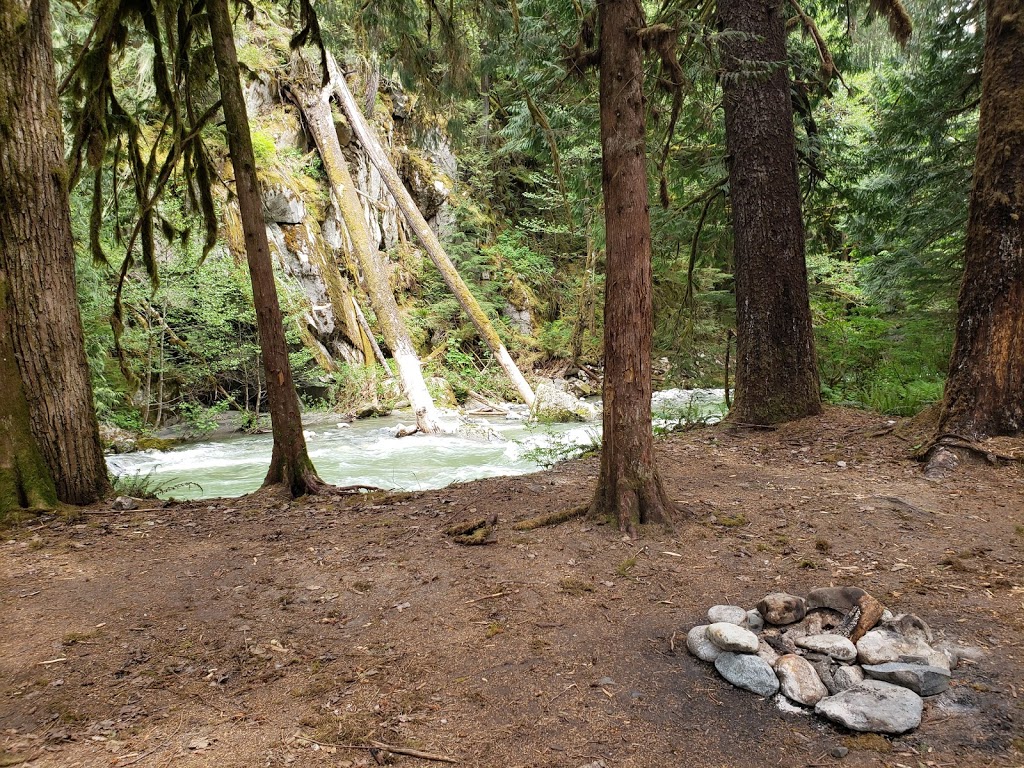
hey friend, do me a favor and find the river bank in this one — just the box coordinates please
[103,388,725,500]
[2,407,1022,767]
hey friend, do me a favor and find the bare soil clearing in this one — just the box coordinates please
[2,408,1022,768]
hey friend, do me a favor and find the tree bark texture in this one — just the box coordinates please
[0,0,110,505]
[208,0,322,496]
[293,73,445,433]
[0,271,58,517]
[590,0,672,536]
[719,0,822,425]
[327,53,537,407]
[938,0,1024,440]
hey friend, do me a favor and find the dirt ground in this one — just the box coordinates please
[2,407,1023,768]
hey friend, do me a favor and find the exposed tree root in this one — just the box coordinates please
[444,513,498,545]
[922,433,1024,480]
[932,434,1024,463]
[512,504,588,531]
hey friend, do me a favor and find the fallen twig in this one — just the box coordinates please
[546,682,578,706]
[297,736,457,764]
[370,741,458,763]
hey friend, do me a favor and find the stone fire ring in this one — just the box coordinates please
[685,587,964,735]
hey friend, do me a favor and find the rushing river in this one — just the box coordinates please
[106,388,724,500]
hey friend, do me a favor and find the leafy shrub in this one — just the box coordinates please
[250,130,278,166]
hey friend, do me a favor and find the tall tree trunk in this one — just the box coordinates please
[0,271,58,518]
[718,0,822,425]
[937,1,1024,441]
[589,0,673,537]
[292,71,446,433]
[0,0,109,505]
[207,0,323,496]
[327,53,536,407]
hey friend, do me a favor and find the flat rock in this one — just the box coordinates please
[757,592,807,625]
[706,623,759,654]
[776,654,828,706]
[715,652,780,697]
[806,586,866,613]
[796,634,857,663]
[863,662,951,696]
[707,605,748,626]
[686,625,721,662]
[815,680,923,734]
[857,630,950,671]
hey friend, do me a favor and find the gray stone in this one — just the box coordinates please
[746,609,765,633]
[757,640,780,668]
[856,629,950,671]
[882,613,934,643]
[715,652,780,697]
[112,496,136,511]
[686,625,721,663]
[795,634,858,663]
[503,303,533,336]
[776,654,829,706]
[833,665,865,691]
[706,622,759,654]
[830,746,849,759]
[757,592,807,625]
[808,657,839,695]
[531,380,599,423]
[863,662,951,696]
[708,605,748,626]
[806,586,867,613]
[815,680,923,734]
[261,185,305,224]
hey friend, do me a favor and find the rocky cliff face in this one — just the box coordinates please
[231,56,457,372]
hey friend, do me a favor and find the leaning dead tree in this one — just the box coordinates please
[327,52,536,408]
[291,60,446,434]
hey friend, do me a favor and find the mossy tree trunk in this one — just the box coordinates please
[0,0,109,506]
[207,0,323,496]
[589,0,673,537]
[0,271,58,519]
[327,53,536,408]
[293,69,445,434]
[718,0,822,425]
[937,0,1024,441]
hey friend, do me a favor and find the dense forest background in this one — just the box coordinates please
[52,0,977,437]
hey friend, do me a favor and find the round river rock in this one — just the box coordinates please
[707,605,748,626]
[686,625,721,662]
[706,622,759,653]
[757,592,807,625]
[715,652,780,697]
[776,654,829,706]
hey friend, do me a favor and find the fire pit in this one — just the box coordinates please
[687,587,966,734]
